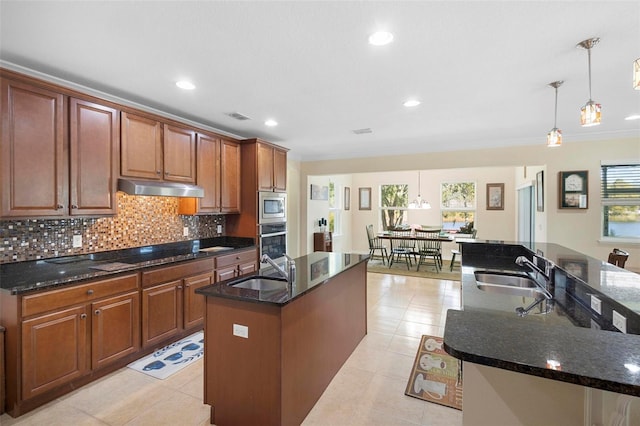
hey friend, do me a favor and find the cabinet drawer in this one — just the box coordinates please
[22,273,139,318]
[142,258,214,287]
[215,248,257,269]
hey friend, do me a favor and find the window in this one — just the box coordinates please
[601,163,640,240]
[441,182,476,231]
[328,182,341,234]
[380,184,408,230]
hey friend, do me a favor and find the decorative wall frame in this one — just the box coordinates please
[558,170,588,209]
[344,187,350,210]
[359,187,371,210]
[310,184,329,200]
[486,183,504,210]
[536,171,544,212]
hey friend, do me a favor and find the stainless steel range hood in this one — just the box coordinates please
[117,178,204,198]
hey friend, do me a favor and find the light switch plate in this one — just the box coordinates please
[233,324,249,338]
[183,227,189,237]
[72,235,83,248]
[613,310,627,333]
[590,295,602,315]
[217,225,222,233]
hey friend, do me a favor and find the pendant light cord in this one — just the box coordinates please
[554,86,558,128]
[587,46,593,101]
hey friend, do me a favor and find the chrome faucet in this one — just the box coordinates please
[515,255,554,296]
[261,254,295,285]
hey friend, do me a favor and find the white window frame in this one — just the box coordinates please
[379,184,409,230]
[328,181,342,236]
[600,161,640,244]
[440,181,477,232]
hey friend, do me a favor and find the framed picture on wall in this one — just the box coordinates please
[486,183,504,210]
[558,170,588,209]
[344,187,351,210]
[536,171,544,212]
[359,187,371,210]
[310,184,329,200]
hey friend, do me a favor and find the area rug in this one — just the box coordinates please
[367,259,460,281]
[128,331,204,379]
[405,334,463,410]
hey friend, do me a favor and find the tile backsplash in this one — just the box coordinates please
[0,193,225,263]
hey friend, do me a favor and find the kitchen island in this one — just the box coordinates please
[196,252,369,426]
[444,241,640,425]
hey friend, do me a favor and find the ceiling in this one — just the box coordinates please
[1,1,639,162]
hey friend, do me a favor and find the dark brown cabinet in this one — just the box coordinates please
[314,232,333,252]
[256,140,287,192]
[220,139,241,213]
[70,98,119,215]
[142,280,183,348]
[183,272,214,329]
[163,123,196,183]
[1,78,66,217]
[214,248,258,282]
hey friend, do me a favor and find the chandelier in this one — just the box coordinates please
[409,171,431,209]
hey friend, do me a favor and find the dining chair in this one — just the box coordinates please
[389,229,414,270]
[450,228,477,271]
[607,248,629,268]
[366,224,388,264]
[415,229,443,272]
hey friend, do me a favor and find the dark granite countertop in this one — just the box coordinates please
[0,236,255,295]
[443,241,640,396]
[196,252,369,306]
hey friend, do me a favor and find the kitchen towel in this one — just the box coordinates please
[128,331,204,380]
[405,334,463,410]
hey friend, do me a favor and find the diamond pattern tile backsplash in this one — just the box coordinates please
[0,193,225,263]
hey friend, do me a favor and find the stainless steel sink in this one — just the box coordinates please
[474,271,551,299]
[228,276,288,291]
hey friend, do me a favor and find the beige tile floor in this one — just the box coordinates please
[0,272,462,426]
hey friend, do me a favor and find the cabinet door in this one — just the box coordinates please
[195,133,220,213]
[120,111,162,180]
[70,98,119,215]
[142,280,183,348]
[256,143,274,191]
[238,261,258,277]
[220,139,241,213]
[1,79,66,217]
[216,266,237,282]
[163,124,196,183]
[183,272,213,330]
[21,305,88,399]
[273,148,287,192]
[91,291,140,370]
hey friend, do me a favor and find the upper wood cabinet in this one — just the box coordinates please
[1,78,67,217]
[256,140,287,192]
[178,134,240,215]
[69,98,119,215]
[121,112,196,183]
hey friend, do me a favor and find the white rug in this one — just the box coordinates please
[128,331,204,379]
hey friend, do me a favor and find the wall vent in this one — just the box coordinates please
[227,112,251,121]
[352,128,373,134]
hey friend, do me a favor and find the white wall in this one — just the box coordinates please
[292,137,639,270]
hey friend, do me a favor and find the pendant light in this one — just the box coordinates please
[546,81,563,148]
[409,171,431,209]
[577,37,601,127]
[634,58,640,90]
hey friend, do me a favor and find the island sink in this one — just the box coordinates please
[474,271,552,299]
[228,275,288,291]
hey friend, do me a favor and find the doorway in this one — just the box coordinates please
[517,185,535,244]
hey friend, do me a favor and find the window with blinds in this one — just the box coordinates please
[601,163,640,239]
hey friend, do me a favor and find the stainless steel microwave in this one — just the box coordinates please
[259,192,286,224]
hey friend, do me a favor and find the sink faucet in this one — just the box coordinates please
[261,254,295,285]
[515,255,554,288]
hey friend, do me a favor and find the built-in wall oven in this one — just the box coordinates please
[259,222,287,268]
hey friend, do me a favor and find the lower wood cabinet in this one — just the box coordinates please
[214,247,258,282]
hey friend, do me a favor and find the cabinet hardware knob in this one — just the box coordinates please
[156,170,161,175]
[71,205,78,209]
[165,171,169,175]
[87,289,94,295]
[177,285,183,290]
[95,309,101,315]
[80,313,87,319]
[57,204,64,209]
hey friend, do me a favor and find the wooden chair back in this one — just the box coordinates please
[607,248,629,268]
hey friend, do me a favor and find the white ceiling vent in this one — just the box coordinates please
[352,128,372,134]
[227,112,251,121]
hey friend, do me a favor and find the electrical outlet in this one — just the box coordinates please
[233,324,248,338]
[72,235,83,248]
[590,295,602,315]
[183,227,189,237]
[217,225,222,233]
[613,310,627,333]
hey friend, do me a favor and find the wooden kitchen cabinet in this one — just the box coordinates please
[15,273,140,403]
[0,77,66,217]
[69,97,119,215]
[178,134,240,215]
[313,232,333,252]
[214,247,258,282]
[141,258,214,348]
[256,140,287,192]
[163,123,196,183]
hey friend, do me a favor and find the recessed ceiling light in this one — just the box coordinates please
[368,31,393,46]
[624,114,640,121]
[176,80,195,90]
[403,100,421,107]
[265,119,278,127]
